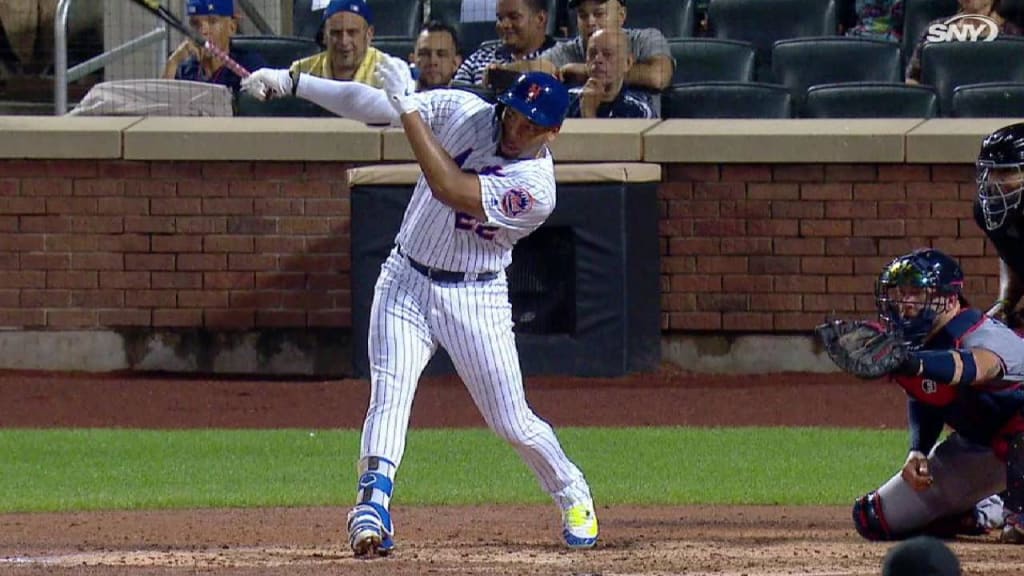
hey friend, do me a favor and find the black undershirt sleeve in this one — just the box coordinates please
[908,398,945,454]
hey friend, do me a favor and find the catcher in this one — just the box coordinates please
[817,248,1024,543]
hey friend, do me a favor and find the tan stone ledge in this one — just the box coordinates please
[122,117,381,161]
[0,116,142,159]
[644,119,923,163]
[347,162,662,186]
[5,116,1024,165]
[905,118,1024,164]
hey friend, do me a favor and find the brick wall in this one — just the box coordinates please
[657,163,1000,333]
[0,159,1000,334]
[0,160,351,330]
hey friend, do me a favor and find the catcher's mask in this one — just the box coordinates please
[874,249,965,346]
[977,122,1024,231]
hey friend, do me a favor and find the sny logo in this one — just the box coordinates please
[925,14,999,42]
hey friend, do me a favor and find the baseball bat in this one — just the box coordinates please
[129,0,251,78]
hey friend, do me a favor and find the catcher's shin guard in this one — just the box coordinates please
[348,456,396,556]
[852,492,895,541]
[1006,433,1024,515]
[1002,433,1024,544]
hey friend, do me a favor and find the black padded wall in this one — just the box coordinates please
[350,180,660,378]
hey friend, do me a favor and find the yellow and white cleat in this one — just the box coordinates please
[561,500,599,549]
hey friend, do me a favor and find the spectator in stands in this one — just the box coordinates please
[411,21,463,91]
[452,0,558,89]
[539,0,673,113]
[162,0,267,93]
[905,0,1022,83]
[845,0,904,40]
[567,28,655,118]
[290,0,389,87]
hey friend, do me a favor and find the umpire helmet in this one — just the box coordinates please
[977,122,1024,230]
[874,249,965,346]
[496,72,569,128]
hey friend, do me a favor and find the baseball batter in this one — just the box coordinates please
[241,61,598,556]
[850,249,1024,544]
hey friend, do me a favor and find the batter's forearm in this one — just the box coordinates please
[295,73,398,124]
[399,111,485,219]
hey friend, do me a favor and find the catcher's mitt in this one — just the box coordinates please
[815,320,910,380]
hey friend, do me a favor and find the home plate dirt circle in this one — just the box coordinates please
[2,370,1024,574]
[1,505,1022,575]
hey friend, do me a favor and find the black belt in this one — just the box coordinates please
[398,246,498,283]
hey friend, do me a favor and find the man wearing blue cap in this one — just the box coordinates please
[243,57,599,557]
[290,0,391,87]
[162,0,266,93]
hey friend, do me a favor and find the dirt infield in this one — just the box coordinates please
[2,368,1023,575]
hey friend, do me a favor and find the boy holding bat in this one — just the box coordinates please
[161,0,266,93]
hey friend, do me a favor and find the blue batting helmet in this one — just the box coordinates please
[874,248,965,346]
[497,72,569,128]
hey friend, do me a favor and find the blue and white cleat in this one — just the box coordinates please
[347,504,394,557]
[561,500,599,549]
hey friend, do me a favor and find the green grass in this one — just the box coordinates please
[0,427,910,513]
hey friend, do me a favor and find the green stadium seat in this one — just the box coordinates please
[772,36,902,113]
[708,0,837,83]
[669,38,755,84]
[802,82,938,118]
[952,82,1024,117]
[662,81,793,118]
[920,38,1024,115]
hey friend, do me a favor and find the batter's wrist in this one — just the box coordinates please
[390,93,418,116]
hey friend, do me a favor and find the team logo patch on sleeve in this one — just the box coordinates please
[499,188,534,217]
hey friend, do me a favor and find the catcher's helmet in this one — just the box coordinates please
[496,72,569,128]
[874,249,965,346]
[977,122,1024,230]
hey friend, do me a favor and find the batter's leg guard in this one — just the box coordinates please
[1001,433,1024,544]
[852,492,896,541]
[347,456,396,557]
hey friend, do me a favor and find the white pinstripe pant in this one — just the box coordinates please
[361,249,589,497]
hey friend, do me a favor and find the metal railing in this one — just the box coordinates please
[53,0,279,115]
[54,0,171,115]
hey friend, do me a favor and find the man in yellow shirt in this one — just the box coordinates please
[290,0,386,86]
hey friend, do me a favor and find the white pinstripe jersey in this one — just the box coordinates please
[394,89,556,274]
